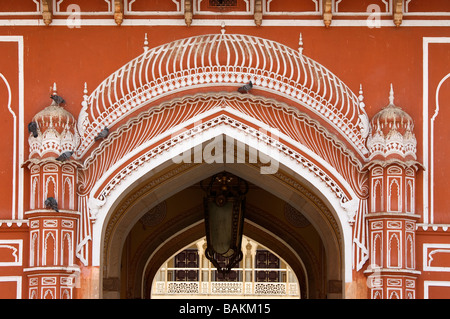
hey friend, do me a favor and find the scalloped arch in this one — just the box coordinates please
[77,33,369,159]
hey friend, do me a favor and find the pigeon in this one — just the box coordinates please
[50,95,65,105]
[56,150,73,162]
[238,81,253,94]
[28,121,38,138]
[95,127,110,141]
[45,197,59,212]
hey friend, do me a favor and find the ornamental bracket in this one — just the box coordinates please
[41,0,52,26]
[185,0,193,27]
[393,0,403,27]
[323,0,332,28]
[114,0,124,26]
[254,0,263,26]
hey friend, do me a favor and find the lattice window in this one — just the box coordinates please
[209,0,237,7]
[173,249,198,281]
[152,237,300,298]
[255,250,281,282]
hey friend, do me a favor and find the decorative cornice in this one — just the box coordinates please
[417,224,450,232]
[365,212,421,220]
[363,159,425,172]
[22,158,83,169]
[0,220,28,228]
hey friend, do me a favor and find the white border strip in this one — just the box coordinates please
[423,243,450,272]
[0,239,23,266]
[0,36,24,220]
[0,276,22,298]
[423,37,450,225]
[424,280,450,299]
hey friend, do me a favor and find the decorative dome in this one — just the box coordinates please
[366,84,416,160]
[28,84,79,159]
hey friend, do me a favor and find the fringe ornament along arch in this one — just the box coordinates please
[76,33,370,160]
[74,93,369,270]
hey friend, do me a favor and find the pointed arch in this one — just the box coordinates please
[388,233,401,268]
[62,176,74,210]
[30,176,39,209]
[30,231,38,267]
[43,231,57,266]
[388,178,401,212]
[44,176,57,204]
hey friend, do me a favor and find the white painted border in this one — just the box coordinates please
[405,0,450,16]
[422,38,450,225]
[89,105,358,205]
[423,243,450,272]
[0,276,22,298]
[0,0,40,16]
[52,0,114,16]
[0,239,23,266]
[0,36,24,220]
[92,124,354,283]
[424,280,450,299]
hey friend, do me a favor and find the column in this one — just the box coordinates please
[365,162,420,299]
[24,160,81,299]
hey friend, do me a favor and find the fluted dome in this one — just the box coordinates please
[367,84,416,160]
[28,89,79,159]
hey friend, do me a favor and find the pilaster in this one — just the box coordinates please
[23,159,81,299]
[364,85,422,299]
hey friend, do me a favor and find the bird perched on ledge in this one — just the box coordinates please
[45,197,59,212]
[238,81,253,94]
[56,150,73,162]
[50,94,65,105]
[95,127,110,141]
[28,121,38,138]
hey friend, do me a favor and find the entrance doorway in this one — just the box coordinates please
[106,170,340,299]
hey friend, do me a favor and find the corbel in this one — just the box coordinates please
[114,0,124,26]
[393,0,403,27]
[254,0,263,27]
[323,0,332,28]
[184,0,193,27]
[41,0,52,26]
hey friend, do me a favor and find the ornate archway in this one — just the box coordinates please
[80,89,366,298]
[74,32,370,298]
[25,32,375,299]
[100,155,343,299]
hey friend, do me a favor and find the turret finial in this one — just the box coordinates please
[389,83,395,105]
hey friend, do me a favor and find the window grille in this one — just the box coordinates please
[209,0,237,7]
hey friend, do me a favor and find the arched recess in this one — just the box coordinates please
[102,160,340,299]
[89,127,356,297]
[72,90,371,298]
